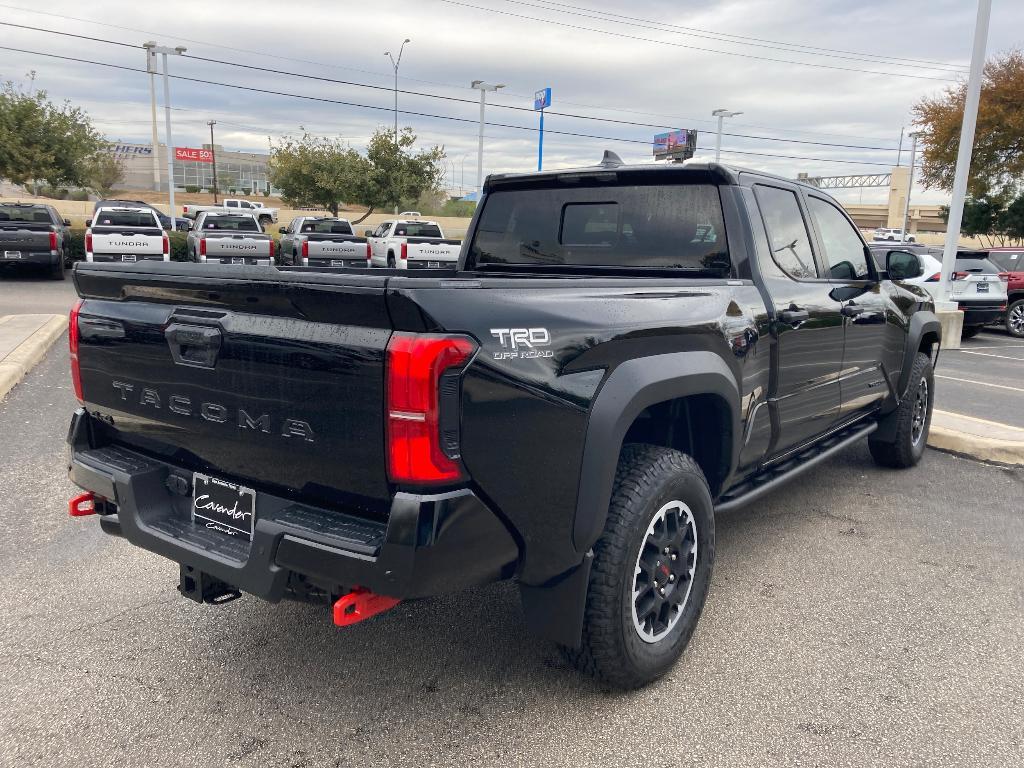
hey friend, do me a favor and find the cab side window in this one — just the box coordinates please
[808,197,871,280]
[754,185,818,279]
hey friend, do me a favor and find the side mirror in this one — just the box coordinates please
[63,218,71,226]
[364,229,373,237]
[278,227,287,234]
[886,250,923,281]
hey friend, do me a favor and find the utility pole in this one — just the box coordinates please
[385,39,410,215]
[143,42,161,192]
[150,43,186,228]
[900,132,921,243]
[208,120,219,204]
[471,80,505,193]
[937,0,991,313]
[712,109,743,163]
[896,126,905,166]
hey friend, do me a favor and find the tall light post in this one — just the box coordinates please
[899,132,922,244]
[142,42,162,192]
[471,80,505,193]
[938,0,992,314]
[712,108,743,163]
[385,39,410,214]
[208,120,219,204]
[149,43,186,228]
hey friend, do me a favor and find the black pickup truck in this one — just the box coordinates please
[0,203,73,279]
[66,156,940,688]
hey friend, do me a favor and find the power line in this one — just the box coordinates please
[0,44,902,172]
[436,0,960,81]
[0,22,901,154]
[508,0,969,72]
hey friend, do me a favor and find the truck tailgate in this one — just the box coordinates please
[73,263,394,511]
[405,237,461,267]
[0,225,52,255]
[201,235,273,265]
[306,236,367,266]
[89,228,165,261]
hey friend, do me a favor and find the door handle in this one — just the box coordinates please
[841,303,865,318]
[778,307,809,325]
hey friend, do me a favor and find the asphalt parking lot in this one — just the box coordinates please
[0,271,78,316]
[1,344,1021,767]
[934,332,1024,428]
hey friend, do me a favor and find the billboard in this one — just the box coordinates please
[534,87,551,111]
[175,147,213,163]
[653,129,697,160]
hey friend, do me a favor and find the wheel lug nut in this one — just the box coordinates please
[663,547,671,555]
[659,587,666,596]
[669,574,676,582]
[671,554,677,561]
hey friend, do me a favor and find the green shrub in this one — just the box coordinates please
[184,185,200,194]
[440,199,476,218]
[68,189,89,201]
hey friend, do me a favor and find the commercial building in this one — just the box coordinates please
[110,142,273,194]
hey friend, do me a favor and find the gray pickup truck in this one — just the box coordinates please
[185,212,275,265]
[0,203,72,280]
[277,217,369,268]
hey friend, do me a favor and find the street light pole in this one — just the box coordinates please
[143,42,161,192]
[208,120,219,204]
[899,132,921,244]
[937,0,992,311]
[471,80,505,193]
[712,109,743,163]
[385,39,410,214]
[150,43,186,229]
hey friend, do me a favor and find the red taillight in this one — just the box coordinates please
[925,272,941,282]
[199,238,206,257]
[998,272,1010,283]
[268,239,275,260]
[162,232,169,255]
[49,231,58,252]
[301,240,309,263]
[69,492,96,517]
[400,242,408,260]
[85,231,93,254]
[386,333,477,485]
[69,299,83,402]
[366,241,372,264]
[952,271,969,281]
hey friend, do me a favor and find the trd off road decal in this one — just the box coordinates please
[489,328,554,360]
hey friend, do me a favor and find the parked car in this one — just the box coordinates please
[185,211,275,265]
[182,199,278,227]
[92,199,190,231]
[66,156,940,688]
[0,202,72,280]
[366,219,461,269]
[980,247,1024,338]
[277,217,369,267]
[873,227,916,242]
[86,206,169,264]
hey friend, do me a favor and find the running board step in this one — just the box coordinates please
[715,422,877,514]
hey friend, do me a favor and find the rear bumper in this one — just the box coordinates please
[307,258,368,268]
[0,250,57,266]
[958,302,1006,325]
[87,254,168,263]
[202,256,272,266]
[405,260,458,270]
[67,410,518,601]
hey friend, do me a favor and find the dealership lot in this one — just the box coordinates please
[0,343,1021,767]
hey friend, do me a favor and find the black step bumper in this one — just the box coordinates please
[67,409,518,602]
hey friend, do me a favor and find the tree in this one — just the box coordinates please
[913,50,1024,198]
[997,195,1024,244]
[87,150,124,197]
[268,133,368,216]
[359,127,446,220]
[0,80,105,188]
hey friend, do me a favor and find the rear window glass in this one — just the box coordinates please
[469,184,728,272]
[301,219,354,235]
[955,257,1000,274]
[0,206,52,223]
[395,223,442,238]
[92,211,160,228]
[202,216,259,232]
[987,251,1023,271]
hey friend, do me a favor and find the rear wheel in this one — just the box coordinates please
[49,258,65,280]
[1006,299,1024,339]
[961,325,982,339]
[869,352,933,468]
[564,444,715,689]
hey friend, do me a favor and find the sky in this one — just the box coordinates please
[1,0,1021,204]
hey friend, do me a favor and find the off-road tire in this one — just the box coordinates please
[869,352,933,468]
[961,325,982,339]
[1005,299,1024,338]
[564,444,715,689]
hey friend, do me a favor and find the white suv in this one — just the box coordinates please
[873,227,916,242]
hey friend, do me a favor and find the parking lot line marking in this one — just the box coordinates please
[956,350,1024,362]
[955,343,1024,350]
[936,374,1024,393]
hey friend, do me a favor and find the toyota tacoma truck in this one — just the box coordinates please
[65,155,941,688]
[0,202,72,279]
[277,217,369,268]
[86,206,170,264]
[185,211,275,265]
[366,219,461,269]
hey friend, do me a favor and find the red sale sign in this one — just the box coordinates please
[174,147,213,163]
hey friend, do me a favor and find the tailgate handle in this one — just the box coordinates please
[165,324,222,369]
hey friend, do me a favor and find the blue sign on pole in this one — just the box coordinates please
[534,88,551,171]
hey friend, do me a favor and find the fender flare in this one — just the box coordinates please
[898,311,941,398]
[572,351,741,552]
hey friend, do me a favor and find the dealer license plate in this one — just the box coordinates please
[192,473,256,541]
[121,254,136,262]
[3,251,22,259]
[976,282,989,292]
[428,261,441,268]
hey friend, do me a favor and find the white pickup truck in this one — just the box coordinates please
[85,206,169,263]
[182,198,279,226]
[185,211,275,265]
[365,219,461,269]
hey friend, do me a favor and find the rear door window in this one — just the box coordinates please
[753,186,817,279]
[201,216,260,232]
[468,183,729,272]
[395,223,442,238]
[93,211,160,228]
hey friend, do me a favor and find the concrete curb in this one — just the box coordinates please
[0,315,67,403]
[928,410,1024,467]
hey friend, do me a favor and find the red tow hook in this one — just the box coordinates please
[332,588,401,627]
[68,492,97,517]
